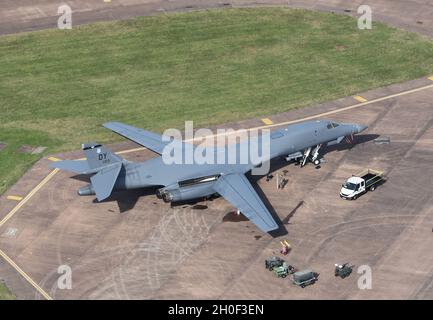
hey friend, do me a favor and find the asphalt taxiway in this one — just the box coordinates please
[1,0,433,300]
[1,77,433,299]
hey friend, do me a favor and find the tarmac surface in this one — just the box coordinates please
[1,76,433,299]
[1,0,433,300]
[1,0,432,38]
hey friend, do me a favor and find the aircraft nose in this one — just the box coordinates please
[354,124,368,134]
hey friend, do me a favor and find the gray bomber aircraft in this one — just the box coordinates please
[52,120,367,233]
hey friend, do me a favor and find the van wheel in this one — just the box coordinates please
[352,195,357,200]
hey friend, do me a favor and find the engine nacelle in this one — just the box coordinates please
[158,183,216,203]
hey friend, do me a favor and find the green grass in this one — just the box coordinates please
[0,282,16,300]
[1,7,433,194]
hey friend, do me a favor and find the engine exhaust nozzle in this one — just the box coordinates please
[78,184,95,196]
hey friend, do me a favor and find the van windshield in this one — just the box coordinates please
[343,182,357,190]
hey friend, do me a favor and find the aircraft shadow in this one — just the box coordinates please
[70,174,91,183]
[321,133,380,155]
[93,187,161,213]
[70,174,161,213]
[245,133,379,237]
[67,134,378,223]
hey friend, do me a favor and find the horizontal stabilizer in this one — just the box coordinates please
[50,160,92,174]
[90,162,122,201]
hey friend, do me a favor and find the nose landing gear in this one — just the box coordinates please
[310,144,322,166]
[286,144,323,167]
[299,144,322,167]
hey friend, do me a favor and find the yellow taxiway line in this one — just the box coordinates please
[353,95,368,103]
[182,82,433,141]
[1,80,433,299]
[111,82,433,150]
[0,248,53,300]
[6,195,23,201]
[261,118,274,125]
[0,169,59,228]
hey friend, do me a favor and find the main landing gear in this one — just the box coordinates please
[286,144,322,167]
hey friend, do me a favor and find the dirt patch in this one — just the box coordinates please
[31,146,47,154]
[192,204,208,210]
[223,211,249,222]
[17,145,35,153]
[16,145,46,154]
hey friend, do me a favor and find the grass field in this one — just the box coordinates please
[0,282,15,300]
[1,7,433,194]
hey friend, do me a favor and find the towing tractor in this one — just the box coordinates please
[273,262,297,278]
[334,263,354,279]
[340,169,385,200]
[265,257,285,271]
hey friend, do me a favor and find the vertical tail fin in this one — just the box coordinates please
[51,142,124,201]
[82,142,122,169]
[81,143,123,201]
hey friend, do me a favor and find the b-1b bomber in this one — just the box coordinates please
[52,120,367,233]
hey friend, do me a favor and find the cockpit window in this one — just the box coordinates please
[327,122,340,129]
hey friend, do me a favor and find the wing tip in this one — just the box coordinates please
[102,121,118,128]
[262,223,279,233]
[49,162,59,169]
[49,159,68,169]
